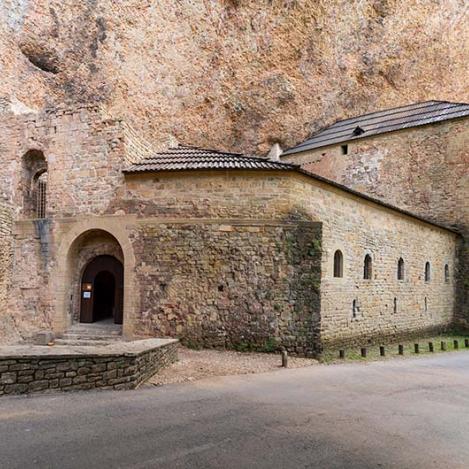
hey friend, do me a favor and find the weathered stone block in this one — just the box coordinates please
[32,331,55,345]
[0,372,16,384]
[29,380,49,392]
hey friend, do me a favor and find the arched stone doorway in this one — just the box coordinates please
[53,219,137,338]
[80,255,123,324]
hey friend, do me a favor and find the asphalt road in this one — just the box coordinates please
[1,353,469,469]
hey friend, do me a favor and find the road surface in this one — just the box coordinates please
[1,353,469,468]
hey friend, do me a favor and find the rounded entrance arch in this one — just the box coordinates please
[80,255,123,324]
[53,221,136,336]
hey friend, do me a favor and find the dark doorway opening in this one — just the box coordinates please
[93,271,115,322]
[80,255,123,324]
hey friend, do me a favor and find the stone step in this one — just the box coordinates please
[64,329,122,337]
[60,334,121,341]
[62,331,122,339]
[68,324,122,331]
[54,339,115,347]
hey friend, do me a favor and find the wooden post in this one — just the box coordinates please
[379,346,385,357]
[281,350,288,368]
[339,350,345,359]
[428,342,434,352]
[441,341,447,351]
[361,347,367,358]
[414,344,419,354]
[398,345,404,355]
[465,339,469,348]
[453,340,459,350]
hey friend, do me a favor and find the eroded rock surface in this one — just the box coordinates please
[0,0,467,153]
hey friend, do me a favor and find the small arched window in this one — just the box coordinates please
[425,262,431,282]
[444,264,450,283]
[21,149,47,219]
[363,254,372,280]
[35,171,47,219]
[397,258,404,280]
[333,250,343,278]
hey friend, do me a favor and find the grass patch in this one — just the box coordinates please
[321,334,469,364]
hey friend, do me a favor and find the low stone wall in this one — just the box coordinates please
[0,339,178,396]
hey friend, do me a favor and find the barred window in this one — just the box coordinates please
[36,171,47,219]
[22,149,47,219]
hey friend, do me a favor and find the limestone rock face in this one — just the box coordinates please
[0,0,467,153]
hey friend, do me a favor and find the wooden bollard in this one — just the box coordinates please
[441,341,447,351]
[281,350,288,368]
[339,349,345,359]
[414,343,419,354]
[398,345,404,355]
[428,342,434,352]
[379,346,385,357]
[361,347,367,358]
[454,340,459,349]
[465,339,469,348]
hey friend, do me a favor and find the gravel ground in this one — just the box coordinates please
[146,346,317,386]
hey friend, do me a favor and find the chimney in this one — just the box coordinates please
[267,143,283,161]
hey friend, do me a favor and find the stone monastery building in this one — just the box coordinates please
[0,100,467,356]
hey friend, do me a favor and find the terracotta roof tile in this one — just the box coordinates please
[124,145,297,173]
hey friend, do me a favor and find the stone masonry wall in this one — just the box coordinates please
[288,173,458,349]
[6,220,55,341]
[0,106,130,342]
[131,221,322,356]
[0,203,16,343]
[0,339,178,396]
[0,105,126,220]
[282,119,468,325]
[122,171,457,353]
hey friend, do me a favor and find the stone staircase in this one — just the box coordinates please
[54,322,123,346]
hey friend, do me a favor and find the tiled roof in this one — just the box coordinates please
[122,144,458,234]
[124,144,297,172]
[282,100,469,156]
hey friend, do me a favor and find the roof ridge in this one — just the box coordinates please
[173,143,281,162]
[291,105,467,150]
[326,100,451,128]
[282,100,469,155]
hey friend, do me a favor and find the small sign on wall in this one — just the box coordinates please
[83,292,91,299]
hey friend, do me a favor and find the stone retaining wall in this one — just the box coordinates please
[0,339,178,396]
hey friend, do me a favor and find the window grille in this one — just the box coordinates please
[36,172,47,219]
